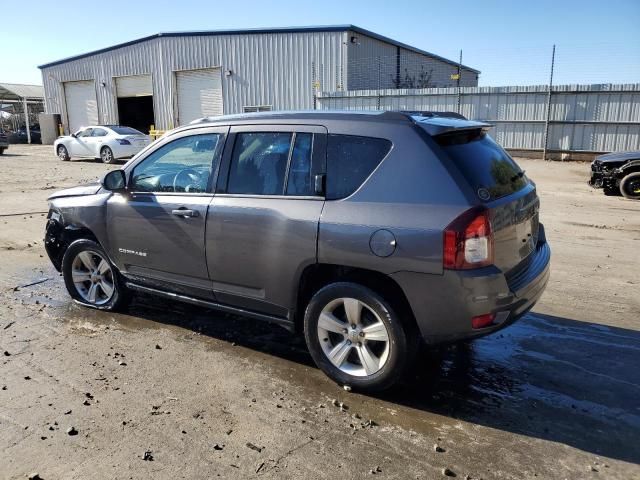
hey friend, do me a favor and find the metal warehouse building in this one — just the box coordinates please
[39,25,479,134]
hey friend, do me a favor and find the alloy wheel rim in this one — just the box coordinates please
[58,147,66,159]
[317,297,390,377]
[102,149,112,162]
[71,250,115,305]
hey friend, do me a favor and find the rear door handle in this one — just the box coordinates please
[171,208,199,218]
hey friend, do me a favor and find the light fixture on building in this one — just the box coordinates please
[225,69,233,77]
[100,81,106,87]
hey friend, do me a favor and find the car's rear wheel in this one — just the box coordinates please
[100,146,116,164]
[304,282,412,392]
[0,148,5,155]
[620,172,640,200]
[57,145,70,161]
[61,239,128,311]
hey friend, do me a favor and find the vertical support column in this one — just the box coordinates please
[542,44,556,161]
[377,56,381,111]
[23,97,31,144]
[457,50,462,114]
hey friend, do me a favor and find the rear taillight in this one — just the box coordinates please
[443,207,494,269]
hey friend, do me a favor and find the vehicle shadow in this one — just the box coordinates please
[115,294,640,465]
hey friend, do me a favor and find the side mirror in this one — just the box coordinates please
[102,170,126,192]
[314,174,326,196]
[71,133,77,138]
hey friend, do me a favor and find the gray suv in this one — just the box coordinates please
[44,111,550,391]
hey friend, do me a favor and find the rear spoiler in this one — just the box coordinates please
[410,115,493,137]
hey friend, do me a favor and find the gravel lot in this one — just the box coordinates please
[1,144,639,479]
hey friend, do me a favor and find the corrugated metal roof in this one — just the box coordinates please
[37,25,479,73]
[0,83,44,99]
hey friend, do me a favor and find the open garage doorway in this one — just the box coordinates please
[115,75,155,134]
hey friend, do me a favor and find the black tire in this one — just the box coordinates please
[57,145,70,161]
[61,239,129,311]
[0,148,5,155]
[619,172,640,200]
[303,282,413,392]
[100,146,116,164]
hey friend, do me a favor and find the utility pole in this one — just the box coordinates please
[542,44,556,161]
[457,50,462,114]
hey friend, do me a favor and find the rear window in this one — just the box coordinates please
[437,130,527,201]
[326,134,392,200]
[110,126,143,135]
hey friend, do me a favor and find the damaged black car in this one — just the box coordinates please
[589,151,640,200]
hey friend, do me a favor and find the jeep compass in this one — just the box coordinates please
[45,111,550,391]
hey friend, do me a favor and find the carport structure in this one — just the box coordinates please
[0,83,44,144]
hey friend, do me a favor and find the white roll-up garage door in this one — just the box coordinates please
[115,75,153,97]
[64,80,99,133]
[176,68,223,125]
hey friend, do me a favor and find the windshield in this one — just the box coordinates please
[110,126,144,135]
[436,129,527,201]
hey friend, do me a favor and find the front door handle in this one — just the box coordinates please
[171,208,199,218]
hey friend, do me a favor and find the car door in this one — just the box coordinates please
[90,127,109,156]
[207,125,326,317]
[106,127,227,300]
[70,128,94,157]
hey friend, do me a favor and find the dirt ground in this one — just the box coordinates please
[1,144,639,480]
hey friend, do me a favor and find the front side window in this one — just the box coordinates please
[130,134,221,193]
[227,132,292,195]
[77,128,93,138]
[326,134,392,200]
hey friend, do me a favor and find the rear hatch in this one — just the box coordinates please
[431,125,540,274]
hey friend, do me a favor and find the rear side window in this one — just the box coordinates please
[326,134,392,199]
[437,130,527,201]
[227,132,292,195]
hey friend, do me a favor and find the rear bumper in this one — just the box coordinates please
[391,237,551,345]
[112,143,147,159]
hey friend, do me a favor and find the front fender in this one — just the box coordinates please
[619,159,640,175]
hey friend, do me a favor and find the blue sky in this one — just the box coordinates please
[3,0,639,86]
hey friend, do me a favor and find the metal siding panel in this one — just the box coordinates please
[41,32,346,129]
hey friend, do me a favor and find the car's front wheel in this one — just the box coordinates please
[620,172,640,200]
[57,145,70,161]
[100,146,116,164]
[61,239,129,311]
[304,282,412,392]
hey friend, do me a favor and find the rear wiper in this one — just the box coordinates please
[510,170,526,182]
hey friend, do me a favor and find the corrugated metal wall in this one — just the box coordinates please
[41,31,346,130]
[347,32,477,90]
[317,84,640,153]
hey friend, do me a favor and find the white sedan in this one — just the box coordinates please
[54,125,152,164]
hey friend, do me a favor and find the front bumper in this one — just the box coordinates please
[391,232,551,345]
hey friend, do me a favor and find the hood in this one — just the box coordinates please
[48,183,102,200]
[596,151,640,163]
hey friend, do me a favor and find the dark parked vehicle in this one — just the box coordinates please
[0,131,8,154]
[8,125,42,144]
[589,151,640,200]
[44,111,550,391]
